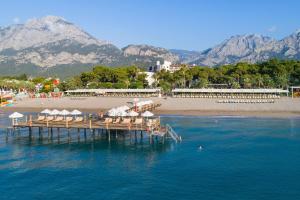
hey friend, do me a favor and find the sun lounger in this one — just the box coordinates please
[74,117,83,123]
[121,118,131,124]
[37,116,45,121]
[53,116,63,122]
[65,117,73,122]
[133,118,143,125]
[45,116,54,121]
[104,118,113,123]
[113,117,120,124]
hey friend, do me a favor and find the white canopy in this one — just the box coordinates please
[50,109,60,115]
[9,112,24,119]
[41,109,51,114]
[70,109,82,115]
[117,110,127,117]
[127,110,139,117]
[136,100,154,107]
[141,111,154,117]
[59,109,70,116]
[118,105,130,111]
[108,108,118,117]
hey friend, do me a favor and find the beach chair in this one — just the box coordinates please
[45,116,54,121]
[65,117,73,122]
[113,117,121,124]
[74,117,83,123]
[121,118,131,125]
[133,118,143,125]
[37,115,45,121]
[104,118,113,124]
[53,116,63,122]
[146,119,155,127]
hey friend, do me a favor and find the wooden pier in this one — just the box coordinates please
[7,114,181,144]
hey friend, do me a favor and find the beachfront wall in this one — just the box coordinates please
[65,89,161,97]
[172,88,289,99]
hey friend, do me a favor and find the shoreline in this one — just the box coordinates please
[1,96,300,118]
[2,106,300,118]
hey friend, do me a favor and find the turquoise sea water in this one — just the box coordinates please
[0,113,300,200]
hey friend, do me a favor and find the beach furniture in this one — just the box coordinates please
[45,116,54,121]
[53,116,63,122]
[104,118,113,124]
[113,117,121,124]
[65,117,73,122]
[37,116,45,121]
[133,118,143,125]
[146,119,154,127]
[74,117,83,123]
[121,118,131,124]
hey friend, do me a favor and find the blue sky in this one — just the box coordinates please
[0,0,299,51]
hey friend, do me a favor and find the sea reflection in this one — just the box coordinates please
[0,129,174,172]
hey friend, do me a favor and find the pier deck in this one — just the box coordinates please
[8,115,181,143]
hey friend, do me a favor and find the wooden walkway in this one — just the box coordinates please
[4,103,182,144]
[8,116,182,144]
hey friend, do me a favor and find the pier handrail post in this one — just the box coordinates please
[29,115,32,126]
[66,119,68,128]
[89,119,92,129]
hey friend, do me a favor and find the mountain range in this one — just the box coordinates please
[0,15,300,77]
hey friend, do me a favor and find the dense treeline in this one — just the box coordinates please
[0,74,35,91]
[155,59,300,92]
[58,66,148,91]
[1,59,300,93]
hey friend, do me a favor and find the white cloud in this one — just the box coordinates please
[267,25,277,33]
[13,17,20,24]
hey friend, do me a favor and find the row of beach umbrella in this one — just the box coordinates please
[8,107,153,121]
[40,109,82,116]
[107,107,154,117]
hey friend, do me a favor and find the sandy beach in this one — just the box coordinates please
[1,96,300,118]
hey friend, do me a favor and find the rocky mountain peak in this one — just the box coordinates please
[122,44,179,63]
[24,16,71,32]
[1,15,300,77]
[0,15,108,51]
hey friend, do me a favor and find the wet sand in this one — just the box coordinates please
[1,96,300,118]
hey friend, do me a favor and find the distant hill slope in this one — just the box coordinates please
[171,32,300,66]
[169,49,202,64]
[0,16,178,77]
[0,15,300,77]
[123,44,179,63]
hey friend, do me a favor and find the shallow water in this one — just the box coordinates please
[0,113,300,200]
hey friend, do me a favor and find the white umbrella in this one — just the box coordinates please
[9,112,24,119]
[9,112,24,125]
[70,109,82,115]
[117,110,127,117]
[41,109,51,114]
[141,111,154,117]
[50,109,60,116]
[127,110,139,117]
[118,105,130,111]
[108,108,118,117]
[60,109,70,116]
